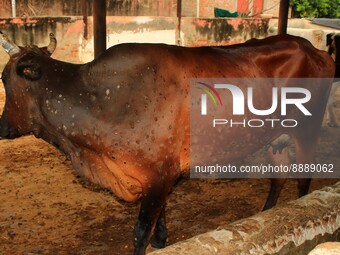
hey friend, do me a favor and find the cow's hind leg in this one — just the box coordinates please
[326,82,339,127]
[263,178,286,210]
[292,111,325,198]
[292,133,318,199]
[297,178,311,197]
[263,134,290,210]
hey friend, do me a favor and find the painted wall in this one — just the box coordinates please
[263,0,280,17]
[0,0,282,18]
[181,17,268,46]
[0,16,339,70]
[0,16,271,68]
[199,0,238,17]
[0,0,178,17]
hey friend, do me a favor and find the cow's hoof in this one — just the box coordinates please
[150,236,167,249]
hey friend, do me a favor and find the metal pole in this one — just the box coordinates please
[278,0,289,34]
[93,0,107,58]
[11,0,16,17]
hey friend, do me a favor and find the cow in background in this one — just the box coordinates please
[326,33,340,127]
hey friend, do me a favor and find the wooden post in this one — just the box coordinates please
[93,0,106,58]
[176,0,182,45]
[82,0,88,40]
[278,0,289,34]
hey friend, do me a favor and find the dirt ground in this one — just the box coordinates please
[0,81,339,255]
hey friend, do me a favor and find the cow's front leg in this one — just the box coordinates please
[150,206,167,248]
[133,174,176,255]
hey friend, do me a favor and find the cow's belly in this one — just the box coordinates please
[70,148,143,202]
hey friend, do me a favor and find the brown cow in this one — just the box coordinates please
[0,32,335,255]
[326,33,340,127]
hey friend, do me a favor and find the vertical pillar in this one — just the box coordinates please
[176,0,182,45]
[93,0,107,58]
[11,0,16,17]
[278,0,289,34]
[82,0,88,40]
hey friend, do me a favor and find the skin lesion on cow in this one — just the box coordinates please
[0,31,335,255]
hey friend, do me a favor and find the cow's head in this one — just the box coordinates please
[0,31,57,139]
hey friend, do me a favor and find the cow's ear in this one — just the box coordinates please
[16,58,42,81]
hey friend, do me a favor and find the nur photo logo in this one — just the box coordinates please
[195,79,312,128]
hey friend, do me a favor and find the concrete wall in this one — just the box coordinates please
[0,0,282,18]
[0,16,271,68]
[0,16,339,70]
[181,17,268,46]
[149,182,340,255]
[0,17,86,67]
[198,0,238,17]
[0,0,178,17]
[268,19,340,51]
[262,0,280,18]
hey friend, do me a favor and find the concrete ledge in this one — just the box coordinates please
[149,182,340,255]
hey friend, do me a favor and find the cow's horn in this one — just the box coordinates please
[0,31,20,56]
[46,33,57,55]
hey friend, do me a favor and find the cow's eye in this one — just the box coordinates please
[16,59,42,81]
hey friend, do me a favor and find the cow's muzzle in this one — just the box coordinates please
[0,115,10,139]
